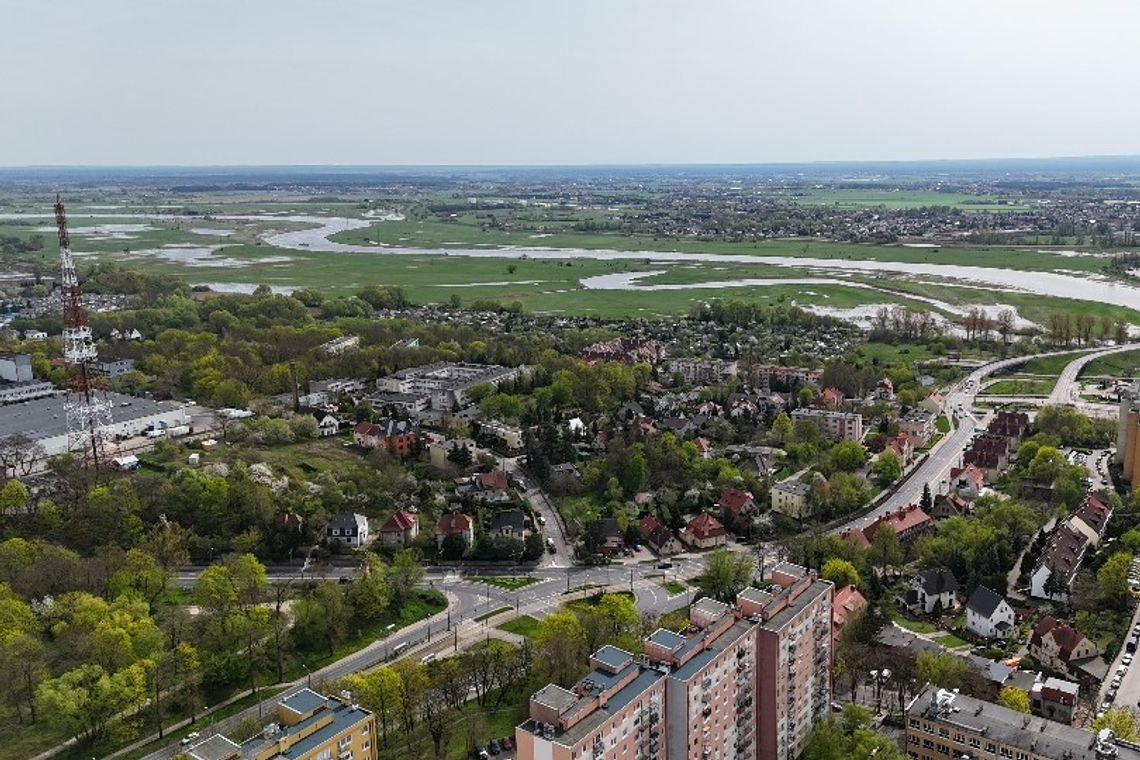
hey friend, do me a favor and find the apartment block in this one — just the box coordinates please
[790,408,863,442]
[186,688,378,760]
[517,562,832,760]
[905,685,1140,760]
[516,645,668,760]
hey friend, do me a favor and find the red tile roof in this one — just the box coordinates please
[476,470,509,492]
[719,488,756,515]
[381,509,418,534]
[832,585,869,636]
[435,513,472,536]
[951,464,986,488]
[686,512,726,540]
[640,515,675,550]
[1031,617,1091,663]
[864,504,933,542]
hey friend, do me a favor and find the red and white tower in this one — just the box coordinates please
[54,195,112,467]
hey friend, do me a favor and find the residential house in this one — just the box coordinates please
[326,513,370,548]
[353,418,419,457]
[1030,523,1089,602]
[1068,492,1113,547]
[885,434,916,465]
[964,586,1016,640]
[593,518,625,556]
[919,391,944,416]
[682,512,727,549]
[949,464,986,501]
[95,357,136,377]
[639,515,681,556]
[489,508,528,537]
[770,479,811,520]
[1030,676,1079,724]
[898,408,936,447]
[819,386,845,409]
[989,410,1030,444]
[428,437,477,469]
[859,504,934,547]
[435,512,474,549]
[718,487,759,532]
[580,337,666,365]
[876,377,895,400]
[929,492,971,520]
[458,469,511,504]
[312,411,340,437]
[378,509,419,548]
[962,433,1010,481]
[901,568,959,616]
[832,585,869,646]
[1029,617,1105,683]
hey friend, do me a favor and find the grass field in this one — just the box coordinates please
[983,378,1055,396]
[1082,349,1140,378]
[931,633,970,649]
[662,581,688,595]
[473,576,539,591]
[890,610,939,634]
[1019,351,1090,376]
[936,415,951,433]
[496,615,542,639]
[473,606,512,623]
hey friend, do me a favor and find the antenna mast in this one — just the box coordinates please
[54,195,112,467]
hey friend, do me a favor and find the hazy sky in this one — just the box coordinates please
[5,0,1140,166]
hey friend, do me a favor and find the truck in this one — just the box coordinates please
[166,425,191,438]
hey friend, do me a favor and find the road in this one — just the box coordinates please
[837,345,1135,533]
[1098,603,1140,716]
[503,456,574,567]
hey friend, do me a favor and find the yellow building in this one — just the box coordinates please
[186,688,378,760]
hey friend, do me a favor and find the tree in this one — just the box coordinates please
[830,440,867,473]
[868,526,903,575]
[920,482,933,512]
[534,609,588,686]
[390,549,425,605]
[696,549,754,602]
[916,651,969,691]
[36,662,148,742]
[771,412,794,444]
[822,558,860,589]
[1098,552,1135,610]
[872,450,903,487]
[346,554,391,624]
[803,704,904,760]
[577,593,641,653]
[1094,708,1140,741]
[998,687,1030,713]
[622,453,649,495]
[392,658,428,734]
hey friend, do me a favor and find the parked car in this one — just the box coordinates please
[490,738,502,755]
[181,732,201,746]
[502,736,514,751]
[1124,654,1134,666]
[476,747,489,760]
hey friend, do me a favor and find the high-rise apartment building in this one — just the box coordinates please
[516,562,832,760]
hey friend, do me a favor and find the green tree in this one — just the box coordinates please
[696,549,754,602]
[868,525,904,574]
[872,450,903,487]
[771,412,794,444]
[577,593,641,653]
[1094,708,1140,741]
[534,609,588,686]
[346,554,391,623]
[830,440,867,473]
[916,651,969,691]
[36,662,148,742]
[822,558,860,589]
[803,704,904,760]
[622,453,649,495]
[998,687,1030,713]
[390,550,425,605]
[1098,551,1135,610]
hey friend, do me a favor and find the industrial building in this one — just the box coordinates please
[0,391,188,459]
[1118,381,1140,484]
[377,362,525,412]
[0,353,55,404]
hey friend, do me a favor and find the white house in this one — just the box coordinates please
[770,480,811,520]
[965,586,1016,640]
[902,568,959,615]
[314,413,340,437]
[326,513,370,548]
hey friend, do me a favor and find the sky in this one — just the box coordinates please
[5,0,1140,166]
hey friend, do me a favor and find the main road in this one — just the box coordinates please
[838,344,1134,533]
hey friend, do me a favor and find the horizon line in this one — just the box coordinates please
[4,153,1140,171]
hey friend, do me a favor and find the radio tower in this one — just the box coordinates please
[54,195,112,468]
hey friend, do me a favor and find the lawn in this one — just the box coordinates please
[931,633,970,649]
[662,581,688,595]
[852,341,942,367]
[473,606,512,623]
[1082,349,1140,378]
[890,610,939,634]
[1020,351,1090,376]
[473,576,539,591]
[497,615,542,639]
[983,378,1055,396]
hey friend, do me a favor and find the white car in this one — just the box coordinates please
[181,732,200,746]
[1124,654,1134,666]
